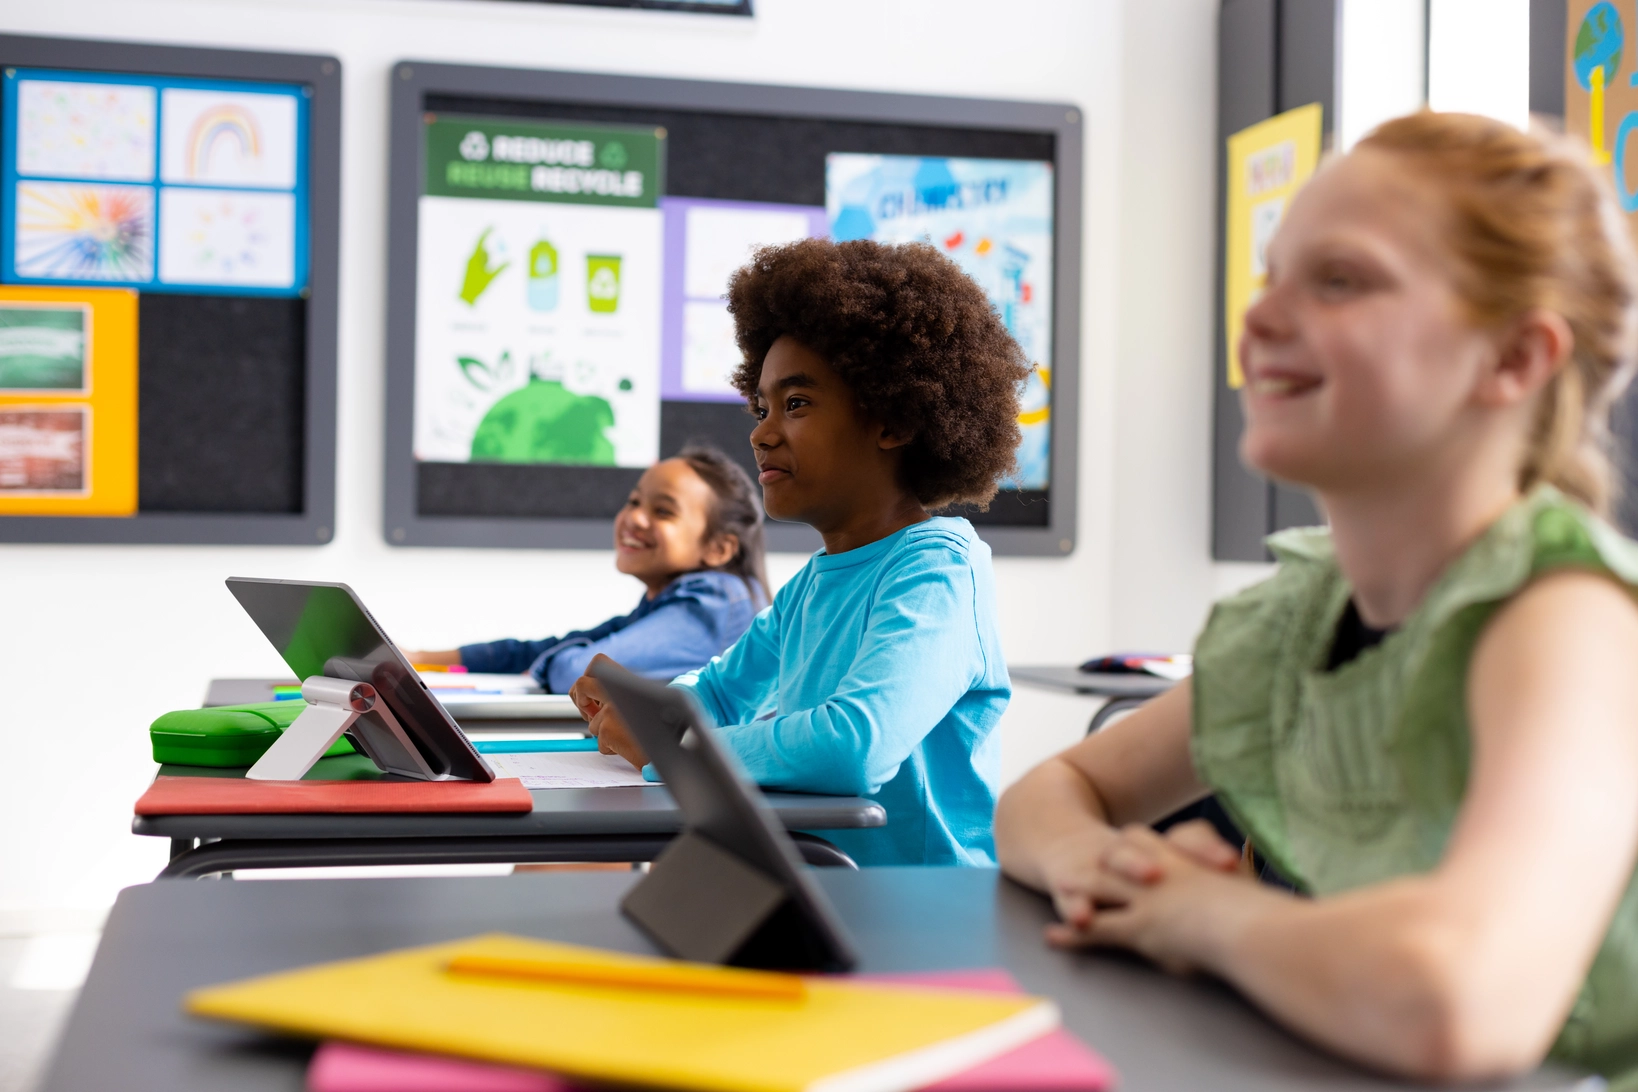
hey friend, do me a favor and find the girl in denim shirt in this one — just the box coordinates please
[412,446,766,691]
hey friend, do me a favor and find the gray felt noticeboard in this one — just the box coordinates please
[383,61,1082,556]
[0,34,339,546]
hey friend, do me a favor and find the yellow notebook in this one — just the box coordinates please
[185,934,1059,1092]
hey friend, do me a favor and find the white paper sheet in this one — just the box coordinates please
[485,750,652,789]
[416,671,543,694]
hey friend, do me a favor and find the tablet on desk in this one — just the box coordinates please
[227,577,494,783]
[592,660,858,971]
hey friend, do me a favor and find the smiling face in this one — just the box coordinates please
[1238,149,1507,494]
[748,336,912,535]
[612,459,736,597]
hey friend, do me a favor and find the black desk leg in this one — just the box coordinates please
[156,832,857,879]
[1087,696,1150,735]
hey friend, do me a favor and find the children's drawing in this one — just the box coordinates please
[15,182,154,283]
[16,79,155,182]
[159,87,298,189]
[157,188,296,289]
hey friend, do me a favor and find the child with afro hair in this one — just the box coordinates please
[572,238,1028,866]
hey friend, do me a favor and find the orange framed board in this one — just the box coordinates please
[0,285,137,515]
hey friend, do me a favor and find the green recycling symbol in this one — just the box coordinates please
[598,142,629,170]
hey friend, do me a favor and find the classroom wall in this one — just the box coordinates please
[0,0,1242,929]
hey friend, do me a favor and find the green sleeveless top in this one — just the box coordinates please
[1192,487,1638,1088]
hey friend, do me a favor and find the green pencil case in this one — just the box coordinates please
[150,701,357,767]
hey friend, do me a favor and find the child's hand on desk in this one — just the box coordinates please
[1038,820,1245,966]
[569,654,651,771]
[1043,821,1268,975]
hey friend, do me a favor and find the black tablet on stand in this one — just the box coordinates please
[591,661,858,972]
[226,577,494,783]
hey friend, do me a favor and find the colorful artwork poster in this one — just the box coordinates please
[14,181,154,283]
[158,188,296,288]
[16,79,155,182]
[0,302,88,391]
[414,116,665,470]
[159,87,299,190]
[0,407,86,493]
[1,68,308,297]
[827,154,1054,491]
[660,197,827,402]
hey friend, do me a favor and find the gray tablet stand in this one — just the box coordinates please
[245,677,435,781]
[594,661,856,972]
[622,830,804,966]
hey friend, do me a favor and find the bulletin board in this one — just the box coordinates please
[0,34,339,545]
[384,61,1082,556]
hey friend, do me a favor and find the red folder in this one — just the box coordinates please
[304,968,1115,1092]
[135,775,533,815]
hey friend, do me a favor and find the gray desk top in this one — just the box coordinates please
[39,869,1579,1092]
[1010,665,1175,699]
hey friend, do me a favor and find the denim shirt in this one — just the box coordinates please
[459,570,762,693]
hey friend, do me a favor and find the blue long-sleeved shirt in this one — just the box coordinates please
[674,517,1009,867]
[459,570,761,692]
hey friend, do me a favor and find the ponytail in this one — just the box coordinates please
[677,445,770,607]
[1359,112,1638,514]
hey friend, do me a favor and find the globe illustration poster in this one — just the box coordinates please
[1575,1,1623,90]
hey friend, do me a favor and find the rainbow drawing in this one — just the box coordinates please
[184,105,262,179]
[15,182,154,282]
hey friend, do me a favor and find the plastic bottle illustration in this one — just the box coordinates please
[586,254,622,314]
[528,237,560,312]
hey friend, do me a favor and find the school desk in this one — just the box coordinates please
[135,756,884,876]
[37,867,1582,1092]
[1008,665,1173,733]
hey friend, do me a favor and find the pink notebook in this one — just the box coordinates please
[305,968,1115,1092]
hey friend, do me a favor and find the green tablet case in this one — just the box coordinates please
[150,702,357,767]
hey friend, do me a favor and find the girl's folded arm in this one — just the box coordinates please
[995,681,1206,894]
[712,549,985,796]
[1190,570,1638,1081]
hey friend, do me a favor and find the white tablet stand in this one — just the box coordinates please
[246,677,434,781]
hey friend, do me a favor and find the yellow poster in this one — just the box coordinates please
[0,285,139,516]
[1567,2,1638,221]
[1224,103,1324,389]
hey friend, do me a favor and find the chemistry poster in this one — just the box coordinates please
[827,154,1054,491]
[414,116,665,469]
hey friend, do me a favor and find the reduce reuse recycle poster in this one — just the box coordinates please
[413,115,664,469]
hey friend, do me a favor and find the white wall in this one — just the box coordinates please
[0,0,1238,928]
